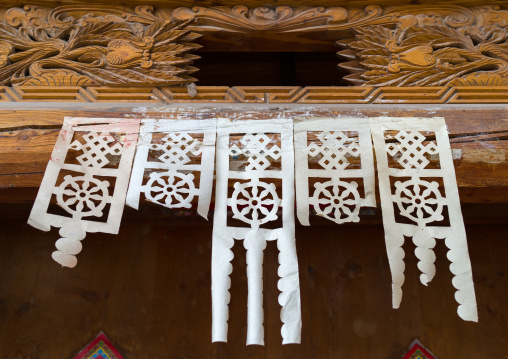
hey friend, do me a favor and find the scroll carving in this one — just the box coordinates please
[170,6,349,32]
[1,4,508,86]
[0,6,201,86]
[338,6,508,86]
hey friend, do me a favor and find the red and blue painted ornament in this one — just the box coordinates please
[403,340,438,359]
[74,333,124,359]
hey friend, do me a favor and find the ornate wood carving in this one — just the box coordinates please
[0,6,201,86]
[170,6,349,32]
[338,7,508,86]
[1,5,508,86]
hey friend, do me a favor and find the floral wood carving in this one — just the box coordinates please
[1,4,508,86]
[0,6,201,86]
[338,7,508,86]
[170,6,349,32]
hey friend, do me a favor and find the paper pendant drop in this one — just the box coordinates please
[371,117,477,322]
[126,119,217,219]
[28,117,140,268]
[212,118,301,345]
[294,117,376,225]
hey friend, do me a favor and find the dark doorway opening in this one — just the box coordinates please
[194,52,350,86]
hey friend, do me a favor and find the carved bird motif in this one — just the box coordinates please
[338,22,508,87]
[0,16,201,86]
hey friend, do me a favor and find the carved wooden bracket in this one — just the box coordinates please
[337,7,508,86]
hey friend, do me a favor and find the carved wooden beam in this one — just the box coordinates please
[1,4,508,84]
[2,0,508,9]
[0,7,202,86]
[0,104,507,206]
[0,85,508,103]
[337,7,508,86]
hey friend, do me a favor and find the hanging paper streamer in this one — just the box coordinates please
[371,117,477,321]
[212,118,301,345]
[28,117,140,268]
[294,117,375,225]
[126,119,216,218]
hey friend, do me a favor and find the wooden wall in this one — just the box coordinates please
[0,218,507,358]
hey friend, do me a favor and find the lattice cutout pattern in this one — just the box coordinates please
[126,119,216,219]
[307,131,361,170]
[230,133,281,170]
[295,118,376,226]
[212,118,300,346]
[28,117,139,268]
[371,117,477,322]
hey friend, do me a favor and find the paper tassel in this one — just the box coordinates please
[28,117,140,268]
[371,117,477,322]
[212,118,301,345]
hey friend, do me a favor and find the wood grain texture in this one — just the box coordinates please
[0,104,506,204]
[0,223,506,358]
[2,86,508,103]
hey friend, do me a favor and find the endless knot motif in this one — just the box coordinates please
[144,171,198,209]
[229,134,281,170]
[393,176,444,226]
[387,131,438,169]
[228,179,280,227]
[70,132,123,168]
[54,174,110,218]
[309,180,360,224]
[151,132,202,166]
[307,131,360,170]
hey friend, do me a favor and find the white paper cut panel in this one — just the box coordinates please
[371,117,477,322]
[294,117,375,226]
[28,117,140,268]
[212,118,301,345]
[126,119,216,219]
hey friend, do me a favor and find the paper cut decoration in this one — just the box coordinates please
[403,340,438,359]
[28,117,140,268]
[371,117,477,321]
[294,117,375,225]
[126,119,216,219]
[212,118,301,345]
[74,333,125,359]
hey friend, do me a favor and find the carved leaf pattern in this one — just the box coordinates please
[0,9,201,86]
[340,19,508,86]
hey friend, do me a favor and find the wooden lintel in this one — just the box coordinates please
[0,103,506,205]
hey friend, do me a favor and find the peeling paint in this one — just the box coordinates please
[452,148,462,160]
[462,149,506,164]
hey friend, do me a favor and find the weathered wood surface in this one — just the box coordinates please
[0,223,507,358]
[0,103,507,204]
[3,86,508,103]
